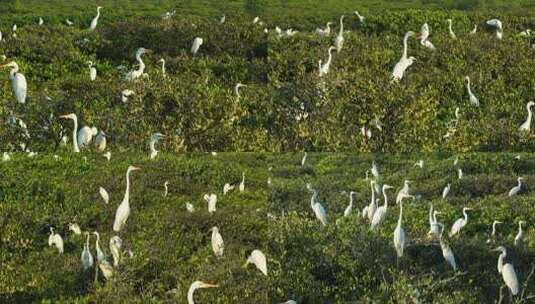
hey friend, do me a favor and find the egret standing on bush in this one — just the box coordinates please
[370,184,394,230]
[392,31,416,82]
[450,207,472,237]
[59,113,80,152]
[447,19,457,39]
[113,166,141,232]
[126,48,151,81]
[508,177,524,197]
[191,37,203,56]
[1,61,27,104]
[519,101,534,132]
[307,183,327,226]
[334,15,345,52]
[211,227,224,257]
[88,61,96,81]
[188,281,219,304]
[464,76,479,106]
[89,6,103,31]
[492,246,519,296]
[149,132,164,159]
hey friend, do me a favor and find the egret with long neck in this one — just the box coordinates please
[89,6,102,32]
[370,184,394,230]
[492,246,519,296]
[319,46,335,77]
[1,61,27,104]
[334,15,345,52]
[113,166,141,232]
[392,31,416,81]
[126,48,151,81]
[464,76,479,106]
[519,101,534,132]
[59,113,80,152]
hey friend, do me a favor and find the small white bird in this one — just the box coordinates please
[442,183,451,199]
[2,152,11,162]
[319,46,336,77]
[457,168,463,179]
[158,58,166,77]
[486,220,502,243]
[103,151,111,161]
[519,29,531,36]
[253,17,260,24]
[77,126,98,149]
[492,246,519,296]
[301,152,307,167]
[109,235,122,267]
[88,61,97,81]
[223,183,235,194]
[508,177,524,197]
[81,232,94,270]
[414,160,424,168]
[149,132,165,159]
[163,181,169,197]
[315,22,333,36]
[187,281,219,304]
[245,249,268,276]
[211,226,224,257]
[464,76,479,106]
[125,48,151,82]
[334,15,345,52]
[449,207,472,237]
[514,221,524,246]
[48,227,64,254]
[427,205,442,237]
[371,161,379,178]
[370,185,395,230]
[95,130,106,152]
[186,202,195,213]
[66,19,74,26]
[68,223,82,235]
[89,6,103,32]
[519,101,534,132]
[219,15,226,24]
[360,126,372,139]
[239,172,245,192]
[447,19,457,39]
[392,31,417,82]
[204,194,217,213]
[418,23,436,50]
[191,37,204,56]
[396,180,411,204]
[307,184,327,226]
[354,11,365,23]
[38,17,44,25]
[344,191,357,217]
[121,89,135,103]
[393,195,409,258]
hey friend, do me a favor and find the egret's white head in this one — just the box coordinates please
[527,101,535,107]
[59,113,77,120]
[1,61,19,69]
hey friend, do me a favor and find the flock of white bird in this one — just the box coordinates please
[295,155,529,299]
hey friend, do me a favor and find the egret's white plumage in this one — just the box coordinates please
[48,227,64,254]
[354,11,365,23]
[486,220,502,243]
[77,126,98,149]
[447,19,457,39]
[514,221,524,246]
[81,232,94,270]
[464,76,479,106]
[245,249,268,276]
[370,184,394,230]
[442,183,451,199]
[121,89,135,103]
[334,15,345,52]
[89,6,103,32]
[315,22,333,36]
[493,246,519,296]
[211,226,224,257]
[204,194,217,213]
[95,130,106,152]
[427,205,442,237]
[319,46,336,77]
[1,61,27,104]
[301,152,307,167]
[68,223,81,235]
[449,207,471,237]
[126,48,151,81]
[113,166,141,232]
[158,58,166,77]
[393,196,408,257]
[344,191,357,217]
[307,184,328,226]
[149,132,164,159]
[191,37,203,56]
[234,83,247,99]
[419,23,436,50]
[438,223,457,271]
[88,61,96,81]
[239,172,245,192]
[109,235,122,267]
[60,114,80,152]
[508,177,524,197]
[519,101,534,132]
[486,19,504,39]
[396,180,411,204]
[470,25,477,35]
[392,31,416,82]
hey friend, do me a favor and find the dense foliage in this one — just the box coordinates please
[268,153,535,303]
[0,8,533,152]
[0,153,269,303]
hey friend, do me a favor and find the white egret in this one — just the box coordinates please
[239,172,245,192]
[334,15,345,52]
[414,160,424,168]
[89,6,103,32]
[1,61,27,104]
[519,101,534,132]
[95,130,106,152]
[396,180,411,204]
[360,126,372,138]
[438,223,457,271]
[2,152,11,162]
[93,232,113,279]
[191,37,203,56]
[38,17,44,25]
[371,161,379,178]
[354,11,365,23]
[447,19,457,39]
[319,46,336,77]
[449,207,472,237]
[486,220,502,243]
[344,191,357,217]
[393,195,409,258]
[68,223,82,235]
[235,83,247,99]
[486,19,503,39]
[392,31,416,82]
[60,113,80,152]
[519,29,531,36]
[442,183,451,199]
[492,246,519,296]
[93,231,106,262]
[149,132,165,159]
[253,17,260,24]
[77,126,98,149]
[204,194,217,213]
[12,24,17,38]
[464,76,479,106]
[113,165,141,232]
[458,168,463,179]
[158,58,166,77]
[211,226,224,257]
[418,23,436,50]
[161,10,176,20]
[245,249,268,276]
[81,232,94,270]
[48,227,64,254]
[88,61,96,81]
[427,204,442,237]
[307,184,327,226]
[508,177,524,197]
[121,89,135,102]
[66,19,74,26]
[219,15,226,24]
[103,151,111,161]
[126,48,151,81]
[223,183,235,194]
[186,202,195,213]
[514,221,524,246]
[109,235,122,267]
[301,152,307,167]
[370,184,394,230]
[163,181,169,197]
[364,180,377,222]
[187,281,219,304]
[470,25,477,35]
[315,22,332,36]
